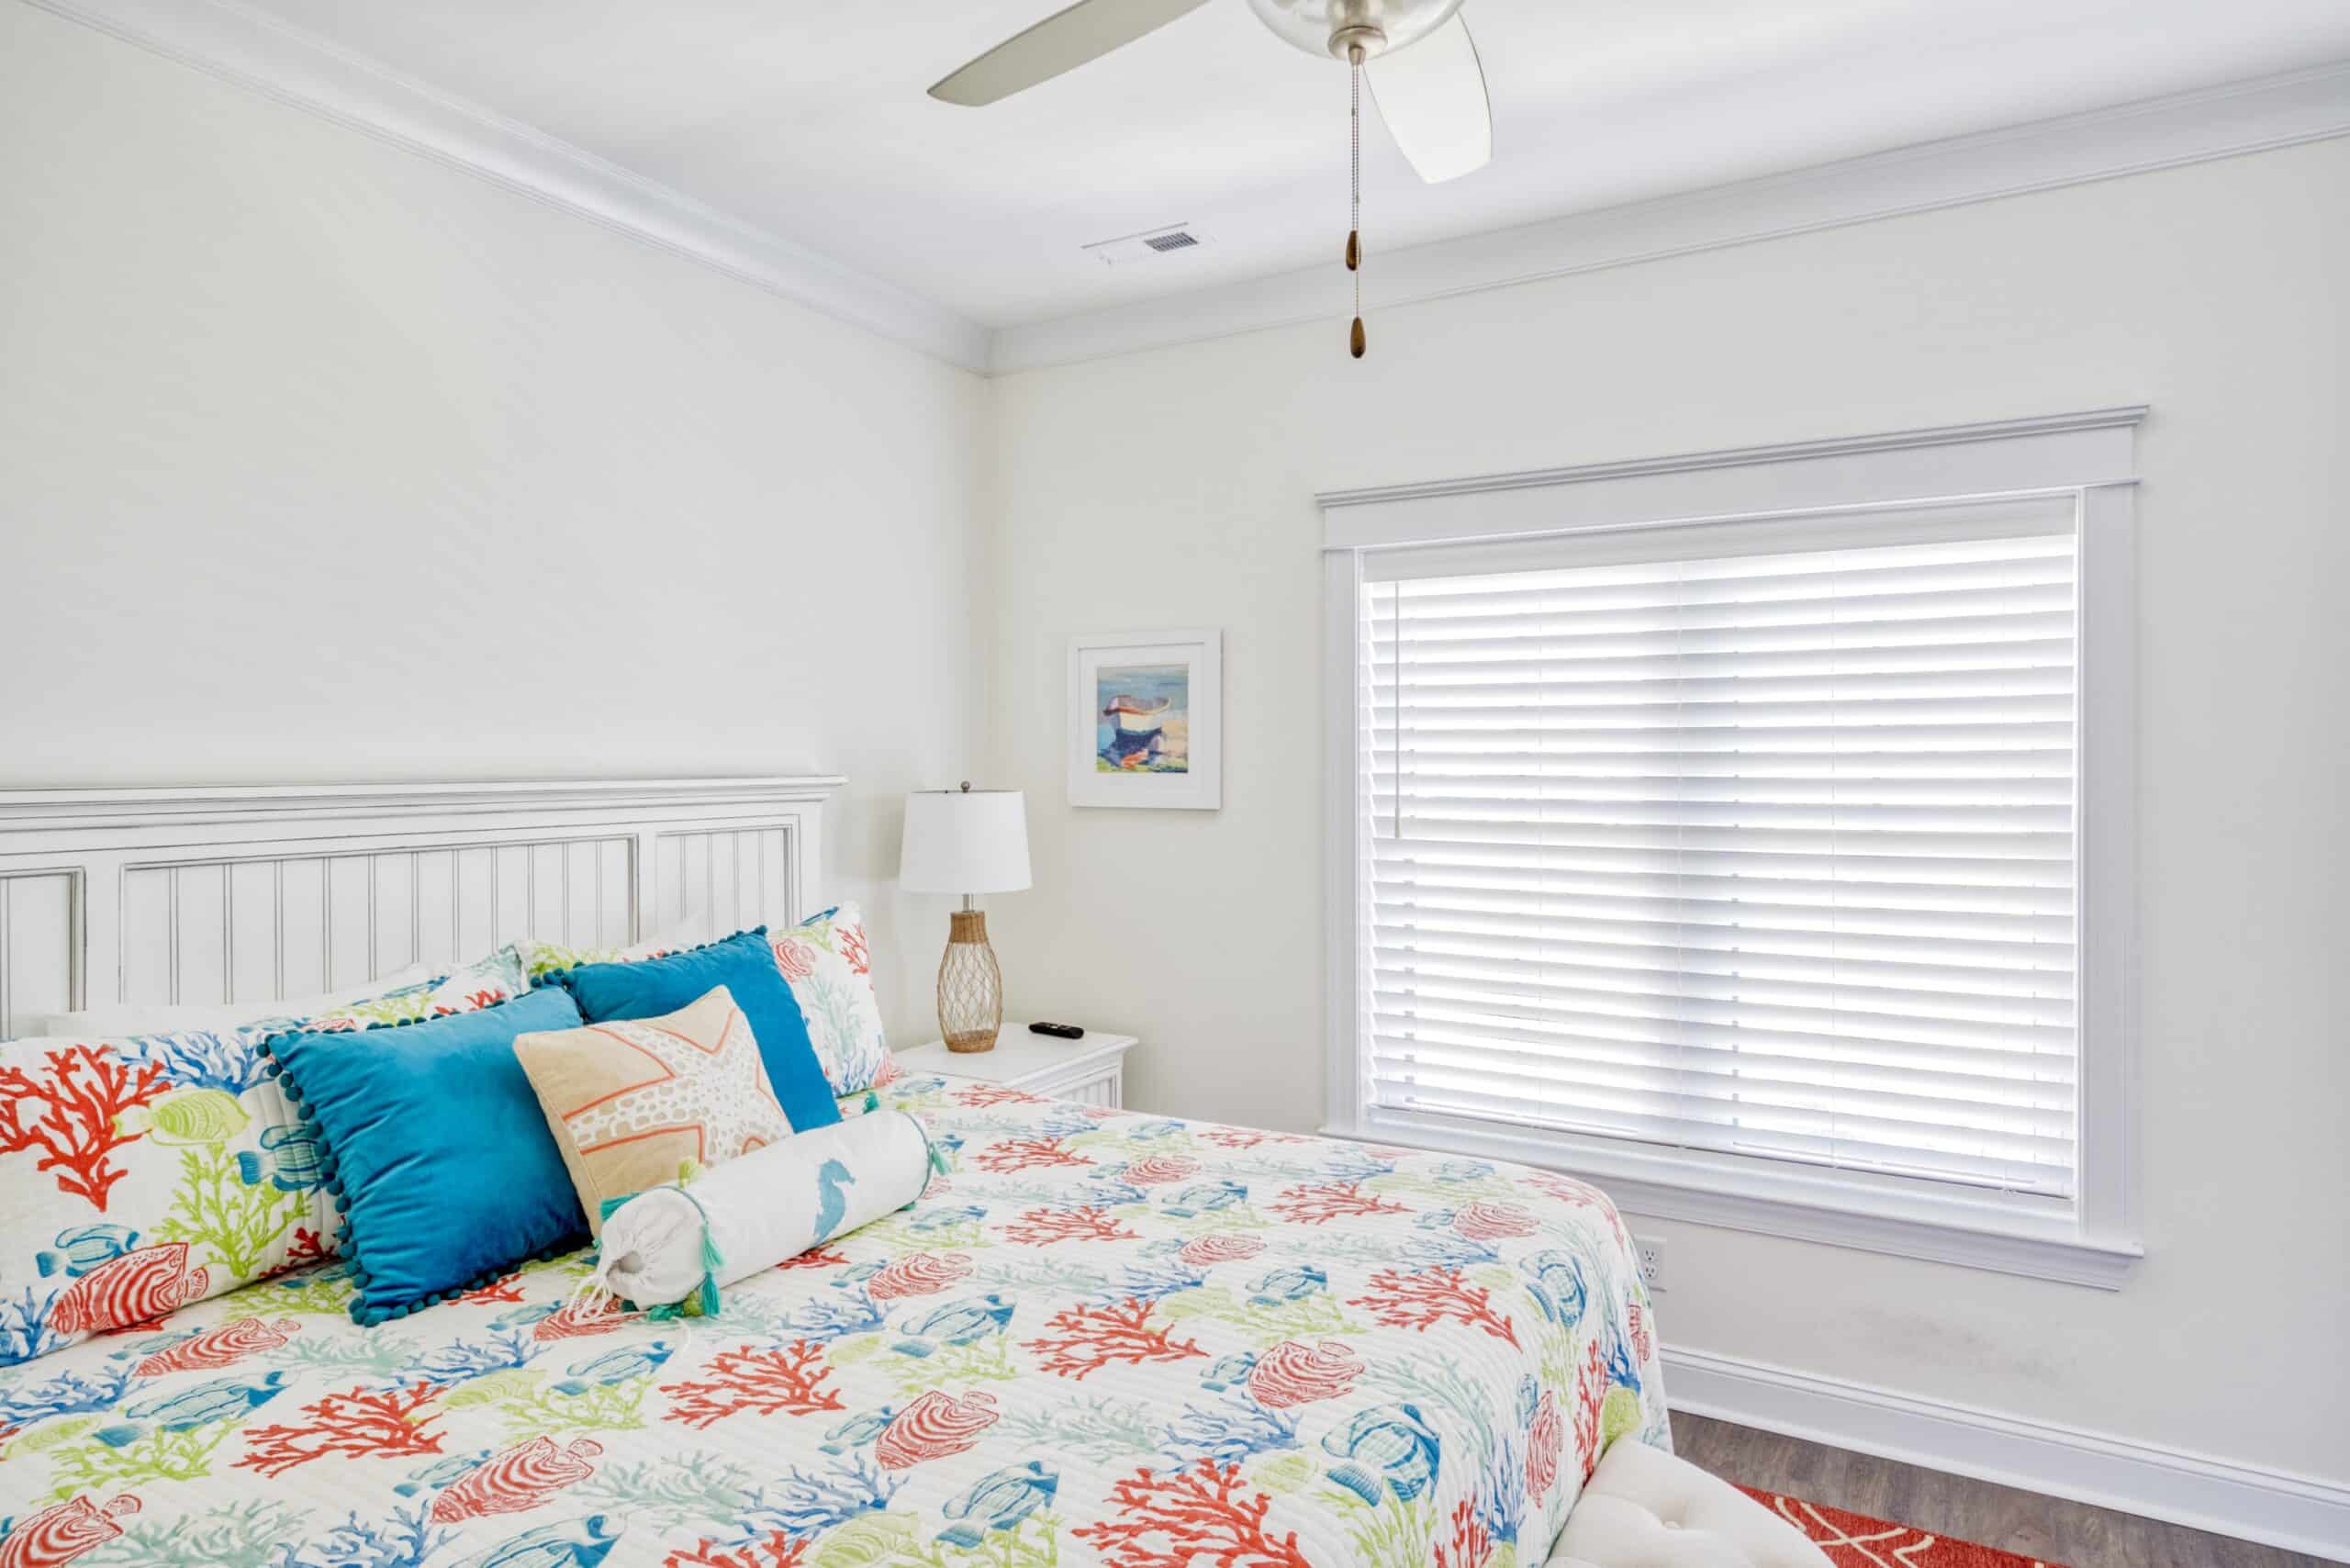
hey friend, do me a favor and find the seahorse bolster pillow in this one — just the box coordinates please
[590,1109,934,1310]
[512,984,794,1238]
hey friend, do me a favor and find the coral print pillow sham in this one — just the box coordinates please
[773,902,899,1094]
[514,934,682,984]
[22,962,438,1039]
[0,947,541,1366]
[0,1025,330,1367]
[292,946,531,1033]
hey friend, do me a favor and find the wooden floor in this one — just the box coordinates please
[1670,1411,2329,1568]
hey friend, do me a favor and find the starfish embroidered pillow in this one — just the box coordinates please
[511,984,792,1238]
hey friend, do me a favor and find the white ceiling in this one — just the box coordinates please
[233,0,2350,330]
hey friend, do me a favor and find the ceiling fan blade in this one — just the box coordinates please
[1364,12,1493,184]
[928,0,1215,106]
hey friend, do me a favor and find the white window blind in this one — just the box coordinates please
[1359,498,2079,1199]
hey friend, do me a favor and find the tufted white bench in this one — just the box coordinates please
[1548,1440,1834,1567]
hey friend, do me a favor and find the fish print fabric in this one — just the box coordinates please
[0,1075,1666,1568]
[2,951,553,1371]
[293,948,532,1035]
[0,1026,330,1368]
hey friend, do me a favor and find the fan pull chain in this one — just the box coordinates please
[1347,44,1365,359]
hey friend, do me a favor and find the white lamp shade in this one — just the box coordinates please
[900,789,1032,895]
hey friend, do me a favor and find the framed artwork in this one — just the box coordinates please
[1068,628,1222,810]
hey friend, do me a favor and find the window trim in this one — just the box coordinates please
[1320,408,2146,1289]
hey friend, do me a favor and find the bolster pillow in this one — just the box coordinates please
[594,1110,933,1309]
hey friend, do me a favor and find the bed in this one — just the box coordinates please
[0,781,1668,1568]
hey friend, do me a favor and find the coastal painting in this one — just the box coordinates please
[1069,629,1222,810]
[1095,662,1190,773]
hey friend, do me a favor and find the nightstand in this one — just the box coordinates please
[894,1024,1138,1108]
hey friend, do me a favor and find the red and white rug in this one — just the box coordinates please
[1737,1487,2064,1567]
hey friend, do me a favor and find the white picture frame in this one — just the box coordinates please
[1068,628,1222,810]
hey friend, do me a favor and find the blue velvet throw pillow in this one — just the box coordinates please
[264,986,588,1325]
[553,928,841,1133]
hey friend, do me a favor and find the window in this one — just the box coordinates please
[1363,501,2077,1191]
[1322,411,2144,1285]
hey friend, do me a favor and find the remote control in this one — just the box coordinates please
[1028,1022,1086,1040]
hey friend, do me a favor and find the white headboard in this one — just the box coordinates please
[0,777,843,1036]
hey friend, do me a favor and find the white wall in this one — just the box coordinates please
[987,138,2350,1487]
[0,6,987,1035]
[7,0,2345,1512]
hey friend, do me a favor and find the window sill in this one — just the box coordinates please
[1331,1106,2143,1291]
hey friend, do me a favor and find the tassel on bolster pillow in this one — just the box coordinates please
[589,1110,937,1313]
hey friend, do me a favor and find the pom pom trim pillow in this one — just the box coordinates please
[547,929,839,1135]
[512,984,791,1238]
[772,903,897,1095]
[261,987,589,1324]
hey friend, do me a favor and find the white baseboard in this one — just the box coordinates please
[1662,1345,2350,1563]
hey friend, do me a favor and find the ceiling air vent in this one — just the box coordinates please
[1082,224,1212,266]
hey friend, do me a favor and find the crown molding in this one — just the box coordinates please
[29,0,2350,382]
[22,0,992,373]
[989,60,2350,375]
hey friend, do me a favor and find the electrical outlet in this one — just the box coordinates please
[1634,1234,1667,1293]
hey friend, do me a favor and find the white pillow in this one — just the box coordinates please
[30,962,439,1037]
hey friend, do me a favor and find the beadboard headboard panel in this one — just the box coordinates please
[0,778,843,1037]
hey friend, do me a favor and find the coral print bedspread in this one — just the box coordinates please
[0,1076,1666,1568]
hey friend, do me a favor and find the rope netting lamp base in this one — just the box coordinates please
[901,782,1031,1056]
[937,907,1004,1053]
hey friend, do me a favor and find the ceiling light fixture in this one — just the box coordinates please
[930,0,1493,361]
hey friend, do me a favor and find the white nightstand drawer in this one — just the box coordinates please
[895,1024,1137,1108]
[1022,1059,1123,1108]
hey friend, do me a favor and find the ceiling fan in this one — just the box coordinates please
[930,0,1494,359]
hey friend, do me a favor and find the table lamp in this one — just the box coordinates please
[899,782,1032,1052]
